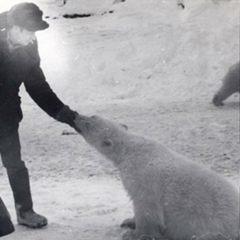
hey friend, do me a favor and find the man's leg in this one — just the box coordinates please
[0,131,48,228]
[0,197,15,237]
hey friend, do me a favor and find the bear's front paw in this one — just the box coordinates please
[122,229,157,240]
[121,217,136,229]
[122,229,138,240]
[138,235,158,240]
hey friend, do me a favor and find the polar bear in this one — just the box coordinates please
[74,115,239,240]
[212,61,240,106]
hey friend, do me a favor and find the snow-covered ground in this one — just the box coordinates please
[0,0,239,239]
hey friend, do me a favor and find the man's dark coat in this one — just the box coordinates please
[0,14,72,137]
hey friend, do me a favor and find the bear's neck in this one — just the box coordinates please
[109,134,159,168]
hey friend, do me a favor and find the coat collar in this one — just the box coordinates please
[0,28,28,54]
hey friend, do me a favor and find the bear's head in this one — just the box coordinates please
[74,114,128,160]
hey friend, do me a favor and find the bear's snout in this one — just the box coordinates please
[74,114,91,133]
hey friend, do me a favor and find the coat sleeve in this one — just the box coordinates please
[24,65,77,126]
[24,65,64,118]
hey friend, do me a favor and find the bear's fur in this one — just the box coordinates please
[212,61,240,106]
[74,115,239,240]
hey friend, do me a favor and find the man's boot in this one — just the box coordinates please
[16,208,48,228]
[0,197,15,237]
[7,167,48,228]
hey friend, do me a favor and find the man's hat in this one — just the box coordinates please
[7,2,49,32]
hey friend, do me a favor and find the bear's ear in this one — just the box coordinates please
[101,139,113,148]
[120,124,128,131]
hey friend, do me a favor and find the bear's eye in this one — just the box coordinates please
[85,122,91,130]
[120,124,128,131]
[101,139,113,148]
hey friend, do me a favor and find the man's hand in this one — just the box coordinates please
[55,105,77,127]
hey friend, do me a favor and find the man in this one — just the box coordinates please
[0,2,79,228]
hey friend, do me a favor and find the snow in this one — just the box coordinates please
[0,0,239,239]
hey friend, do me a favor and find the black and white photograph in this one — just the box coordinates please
[0,0,239,239]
